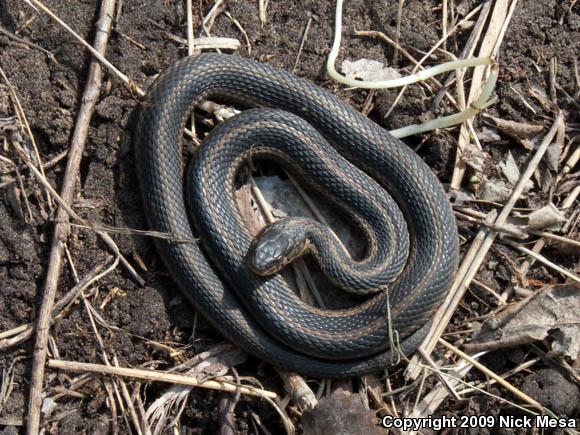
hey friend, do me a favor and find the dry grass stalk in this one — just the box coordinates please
[430,1,493,110]
[8,137,145,283]
[186,0,196,137]
[504,239,580,283]
[408,351,480,420]
[47,359,278,399]
[383,3,486,118]
[0,66,53,215]
[438,339,544,411]
[224,11,252,55]
[450,0,513,189]
[258,0,268,26]
[441,0,448,50]
[191,37,241,51]
[293,15,313,74]
[416,347,461,400]
[458,358,540,395]
[186,0,195,56]
[146,345,236,433]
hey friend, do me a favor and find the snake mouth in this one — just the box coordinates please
[247,251,288,276]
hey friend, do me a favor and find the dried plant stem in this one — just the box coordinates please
[450,0,513,189]
[25,2,117,433]
[185,0,196,138]
[293,15,312,74]
[504,239,580,283]
[441,0,448,50]
[258,0,268,26]
[416,347,460,401]
[431,1,493,110]
[47,360,277,399]
[9,138,145,283]
[438,339,543,411]
[0,66,52,212]
[224,11,251,55]
[458,358,539,395]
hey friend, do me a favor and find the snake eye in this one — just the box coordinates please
[247,219,307,276]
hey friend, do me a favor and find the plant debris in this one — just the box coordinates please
[465,284,580,360]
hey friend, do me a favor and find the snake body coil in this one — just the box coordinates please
[135,53,459,377]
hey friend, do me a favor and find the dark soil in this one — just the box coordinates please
[0,0,578,433]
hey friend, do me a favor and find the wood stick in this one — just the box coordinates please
[47,359,277,399]
[25,1,116,433]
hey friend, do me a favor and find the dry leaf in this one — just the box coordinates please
[525,204,566,230]
[544,114,566,171]
[460,143,488,172]
[528,81,556,112]
[498,151,521,185]
[478,178,512,202]
[511,203,566,230]
[465,284,580,360]
[477,126,501,142]
[556,173,580,196]
[486,115,544,150]
[534,167,554,193]
[498,151,534,191]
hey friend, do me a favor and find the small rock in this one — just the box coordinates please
[301,391,382,435]
[341,59,401,82]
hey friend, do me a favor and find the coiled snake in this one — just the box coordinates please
[134,53,459,377]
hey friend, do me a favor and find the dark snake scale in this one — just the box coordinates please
[134,53,459,377]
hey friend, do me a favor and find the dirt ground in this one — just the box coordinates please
[0,0,578,433]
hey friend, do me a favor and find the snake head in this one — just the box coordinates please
[247,218,309,276]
